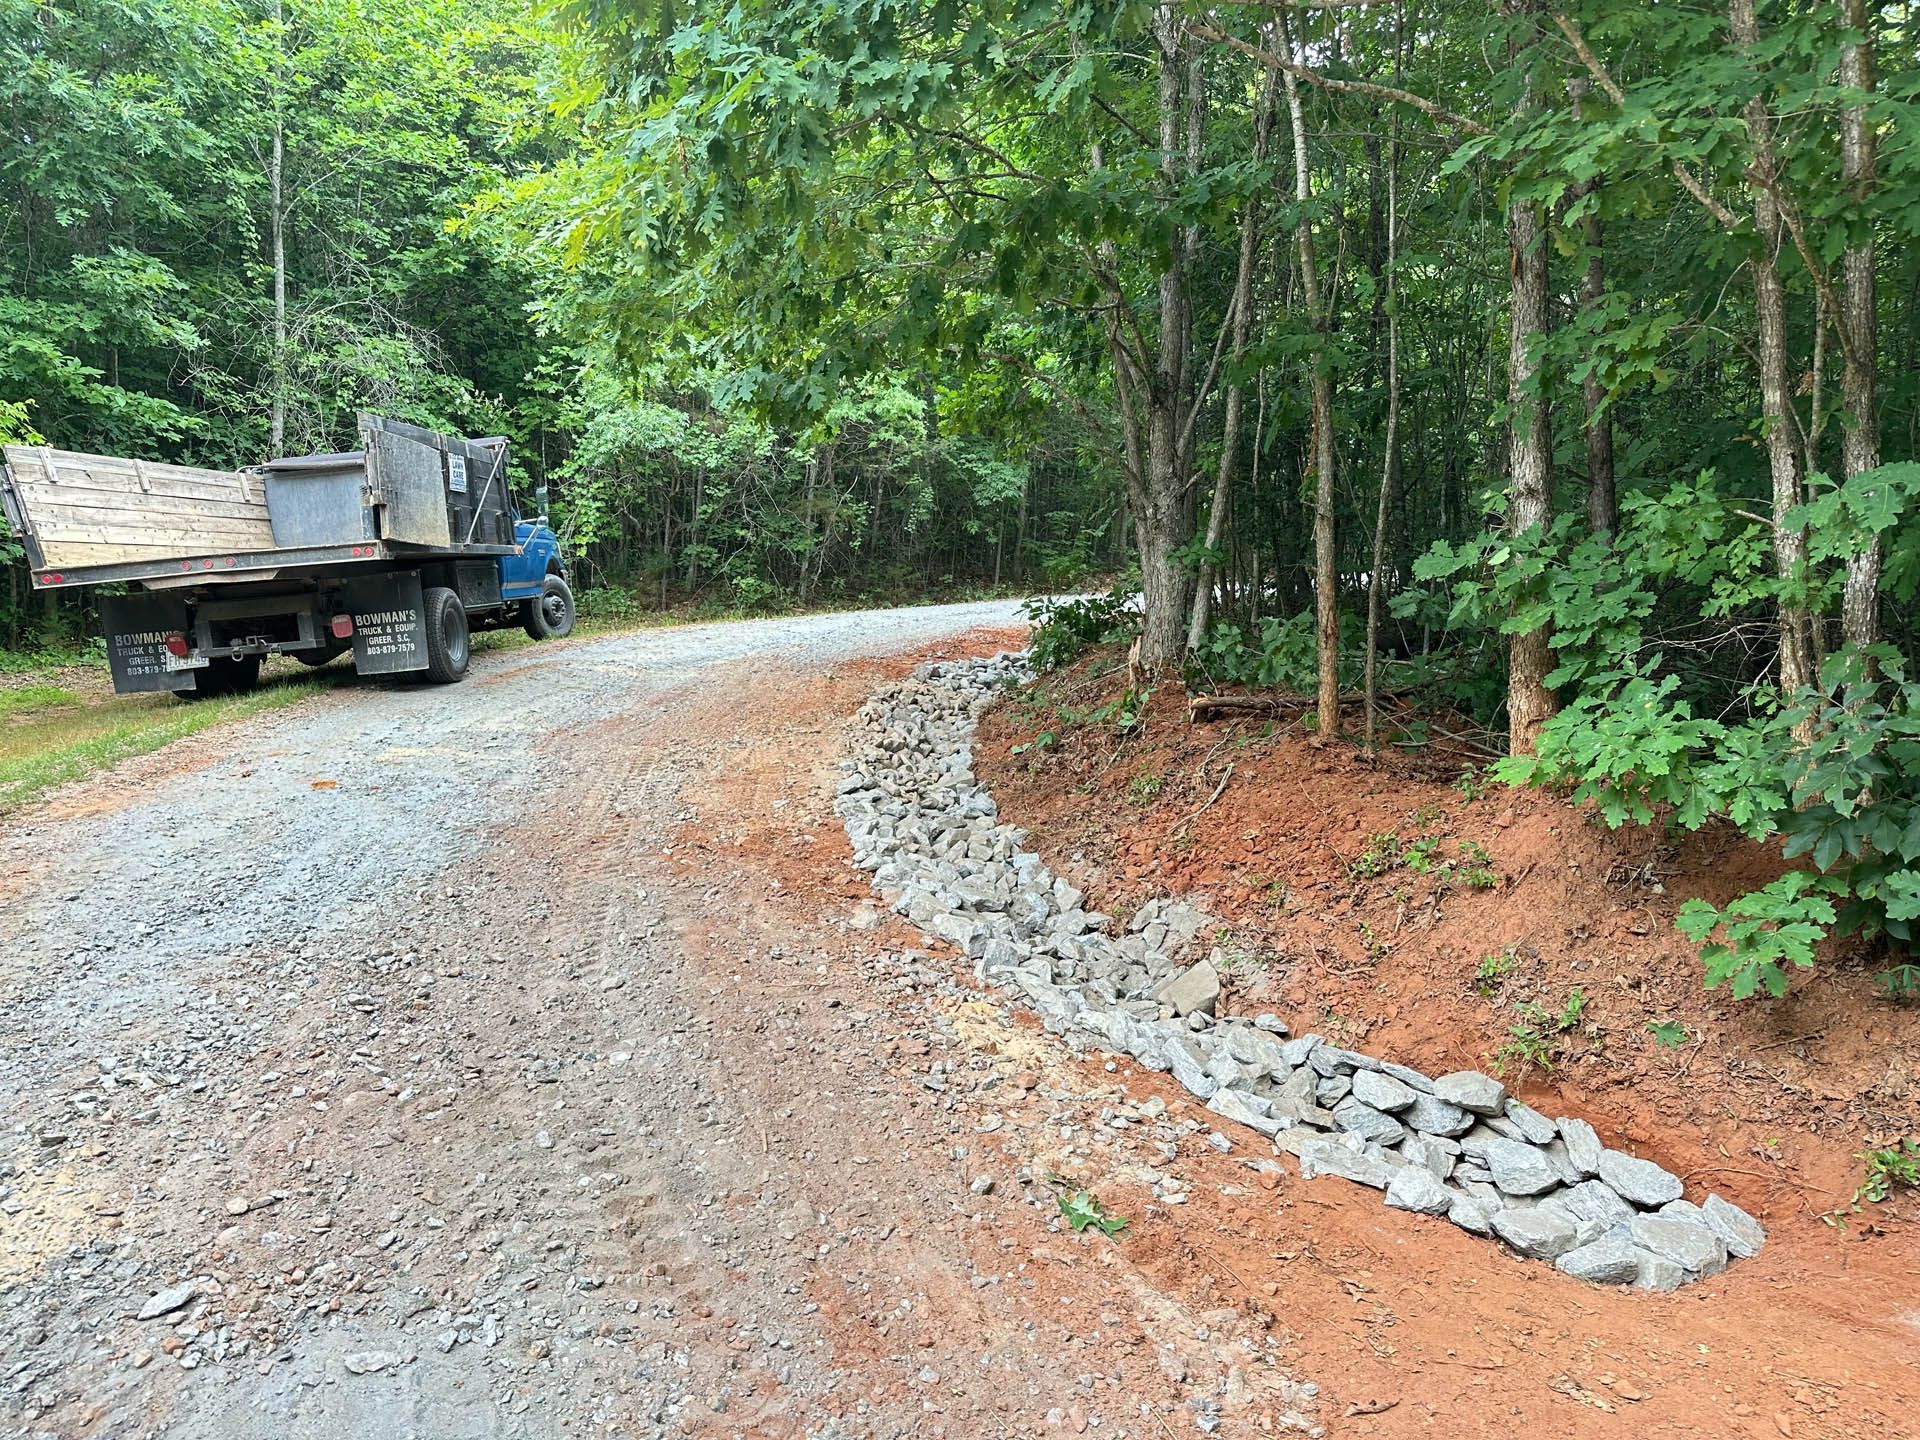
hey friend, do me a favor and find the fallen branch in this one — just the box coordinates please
[1184,761,1235,824]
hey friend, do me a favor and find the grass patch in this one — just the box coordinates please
[0,674,329,817]
[0,684,80,719]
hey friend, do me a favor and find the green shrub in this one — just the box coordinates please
[1023,593,1137,672]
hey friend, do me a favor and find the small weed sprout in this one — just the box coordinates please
[1874,964,1920,1001]
[1488,988,1586,1076]
[1474,946,1518,995]
[1647,1019,1689,1048]
[1055,1188,1129,1237]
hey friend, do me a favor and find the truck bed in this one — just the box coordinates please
[0,446,279,575]
[1,418,516,591]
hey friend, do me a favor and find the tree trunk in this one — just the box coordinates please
[1503,1,1555,756]
[1280,12,1340,740]
[1365,111,1401,753]
[1134,1,1200,675]
[1187,69,1279,657]
[269,0,287,454]
[1838,0,1880,651]
[1731,0,1815,697]
[1566,79,1615,536]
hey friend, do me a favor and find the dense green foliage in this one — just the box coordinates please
[12,0,1920,995]
[0,0,1104,645]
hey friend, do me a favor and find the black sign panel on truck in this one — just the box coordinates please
[100,592,196,694]
[340,572,428,674]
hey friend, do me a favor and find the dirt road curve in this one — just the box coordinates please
[0,603,1315,1440]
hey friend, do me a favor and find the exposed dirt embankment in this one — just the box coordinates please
[976,654,1920,1437]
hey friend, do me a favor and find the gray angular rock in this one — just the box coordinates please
[1546,1178,1635,1231]
[1165,1041,1219,1101]
[1432,1070,1507,1115]
[1397,1133,1454,1181]
[1633,1249,1687,1292]
[1446,1190,1494,1235]
[1557,1116,1604,1176]
[1206,1087,1281,1137]
[1555,1234,1641,1285]
[1297,1134,1397,1189]
[1539,1139,1587,1187]
[137,1281,199,1321]
[1596,1148,1684,1208]
[1503,1100,1558,1145]
[1331,1096,1406,1147]
[1490,1206,1579,1260]
[1279,1033,1323,1068]
[1351,1069,1419,1113]
[1218,1024,1292,1076]
[1402,1091,1475,1139]
[344,1350,406,1375]
[1385,1166,1452,1216]
[1701,1193,1767,1259]
[1379,1061,1435,1093]
[1151,959,1220,1018]
[1484,1137,1561,1197]
[1315,1075,1352,1107]
[1630,1214,1727,1277]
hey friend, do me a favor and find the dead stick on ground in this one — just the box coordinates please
[1182,762,1234,826]
[1752,1031,1824,1052]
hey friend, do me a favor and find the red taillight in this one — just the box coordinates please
[329,614,355,640]
[163,632,189,658]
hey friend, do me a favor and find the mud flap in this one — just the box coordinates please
[340,572,428,674]
[99,592,196,693]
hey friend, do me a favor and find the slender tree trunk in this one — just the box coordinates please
[1365,112,1401,753]
[268,0,287,454]
[1134,1,1200,675]
[1564,80,1615,537]
[1280,12,1340,739]
[1503,0,1555,756]
[1187,69,1279,657]
[1838,0,1880,651]
[1731,0,1816,698]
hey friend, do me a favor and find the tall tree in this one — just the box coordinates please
[1278,8,1342,740]
[1503,0,1556,755]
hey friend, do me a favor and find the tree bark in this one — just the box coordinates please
[1365,109,1401,753]
[1280,11,1341,740]
[268,0,287,454]
[1186,68,1279,657]
[1503,0,1555,756]
[1837,0,1880,651]
[1731,0,1816,698]
[1131,4,1202,676]
[1564,80,1614,537]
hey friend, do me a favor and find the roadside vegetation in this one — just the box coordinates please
[0,672,327,817]
[8,0,1920,1209]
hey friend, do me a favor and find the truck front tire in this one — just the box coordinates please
[523,575,576,641]
[422,586,471,683]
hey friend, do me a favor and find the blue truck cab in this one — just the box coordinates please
[502,516,562,599]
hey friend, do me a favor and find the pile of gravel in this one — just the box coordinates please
[835,654,1764,1289]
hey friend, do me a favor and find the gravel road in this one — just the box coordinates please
[0,601,1306,1440]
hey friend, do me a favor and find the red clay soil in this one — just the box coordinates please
[972,655,1920,1438]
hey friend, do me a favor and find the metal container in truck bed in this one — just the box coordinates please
[0,413,514,590]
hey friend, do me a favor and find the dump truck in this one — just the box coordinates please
[0,414,572,696]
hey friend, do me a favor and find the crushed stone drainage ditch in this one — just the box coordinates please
[835,652,1766,1290]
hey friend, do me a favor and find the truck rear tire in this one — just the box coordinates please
[523,575,576,641]
[422,585,470,683]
